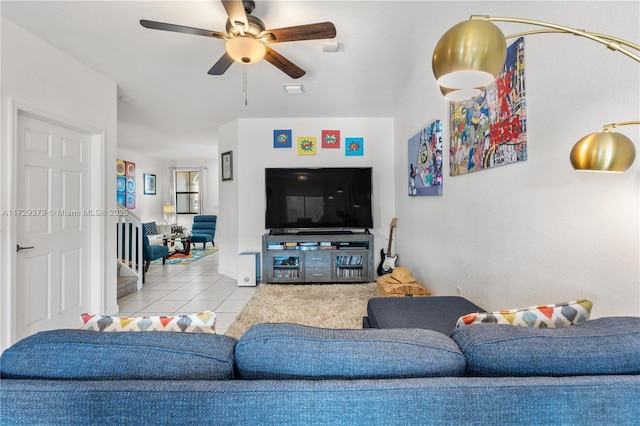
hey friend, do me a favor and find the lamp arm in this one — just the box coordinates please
[602,121,640,131]
[471,15,640,63]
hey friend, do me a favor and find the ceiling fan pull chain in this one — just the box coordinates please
[243,63,248,106]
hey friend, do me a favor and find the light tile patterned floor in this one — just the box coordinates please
[118,249,255,335]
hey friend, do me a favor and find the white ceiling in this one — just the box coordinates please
[1,0,464,160]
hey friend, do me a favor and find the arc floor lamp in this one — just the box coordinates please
[432,15,640,172]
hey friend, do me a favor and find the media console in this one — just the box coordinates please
[262,232,374,284]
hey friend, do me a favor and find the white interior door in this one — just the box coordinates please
[15,113,92,340]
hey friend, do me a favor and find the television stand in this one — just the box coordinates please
[262,232,374,284]
[296,230,353,235]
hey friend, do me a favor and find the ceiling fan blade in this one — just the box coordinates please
[140,20,227,39]
[208,52,235,75]
[221,0,249,33]
[264,47,305,79]
[264,22,336,43]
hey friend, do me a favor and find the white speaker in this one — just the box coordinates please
[238,252,260,287]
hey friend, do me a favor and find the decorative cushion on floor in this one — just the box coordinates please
[80,311,216,333]
[376,276,431,297]
[451,316,640,377]
[142,221,158,236]
[235,323,466,380]
[455,299,592,329]
[0,329,237,380]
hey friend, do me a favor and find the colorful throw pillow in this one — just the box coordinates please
[142,221,158,235]
[80,311,216,333]
[455,299,592,329]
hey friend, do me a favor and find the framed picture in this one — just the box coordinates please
[321,130,340,148]
[143,173,156,195]
[222,151,233,181]
[345,137,364,156]
[273,129,292,148]
[297,137,316,155]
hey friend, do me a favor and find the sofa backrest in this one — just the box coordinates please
[451,316,640,377]
[234,323,467,380]
[0,330,237,380]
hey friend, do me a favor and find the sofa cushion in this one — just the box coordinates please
[455,299,592,329]
[451,316,640,377]
[148,234,165,246]
[0,329,236,380]
[235,323,466,379]
[79,311,216,333]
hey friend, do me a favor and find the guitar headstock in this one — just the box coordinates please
[390,217,398,228]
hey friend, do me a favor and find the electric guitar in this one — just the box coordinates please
[377,217,398,276]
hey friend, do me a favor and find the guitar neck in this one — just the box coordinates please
[386,228,394,254]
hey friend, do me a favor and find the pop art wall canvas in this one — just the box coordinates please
[274,130,292,148]
[321,130,340,148]
[408,120,443,196]
[297,137,316,155]
[449,37,527,176]
[345,137,363,156]
[116,159,136,208]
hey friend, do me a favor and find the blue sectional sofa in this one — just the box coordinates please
[1,317,639,425]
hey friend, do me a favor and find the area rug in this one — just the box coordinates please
[225,283,377,339]
[151,247,218,265]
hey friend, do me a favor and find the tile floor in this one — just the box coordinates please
[117,249,256,335]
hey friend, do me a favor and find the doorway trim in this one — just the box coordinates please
[1,98,106,352]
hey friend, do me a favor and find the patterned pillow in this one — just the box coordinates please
[455,299,592,329]
[142,221,158,235]
[80,311,216,333]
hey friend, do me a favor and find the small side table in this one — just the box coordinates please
[164,235,192,256]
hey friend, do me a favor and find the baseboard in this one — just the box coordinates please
[218,267,237,281]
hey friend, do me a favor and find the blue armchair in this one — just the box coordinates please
[191,215,216,249]
[143,234,169,272]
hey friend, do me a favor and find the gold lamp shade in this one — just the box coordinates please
[226,36,266,64]
[570,130,636,172]
[432,19,507,90]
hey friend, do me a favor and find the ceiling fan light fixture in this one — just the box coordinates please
[226,36,266,64]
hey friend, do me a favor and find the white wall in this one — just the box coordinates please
[1,17,118,351]
[217,121,239,278]
[218,117,395,279]
[393,2,640,316]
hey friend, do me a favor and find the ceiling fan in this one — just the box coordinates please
[140,0,336,79]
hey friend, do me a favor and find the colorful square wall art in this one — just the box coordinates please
[345,137,364,156]
[297,137,316,155]
[116,158,136,209]
[408,120,443,196]
[321,130,340,148]
[449,37,527,176]
[274,129,292,148]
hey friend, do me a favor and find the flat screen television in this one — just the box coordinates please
[265,167,373,232]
